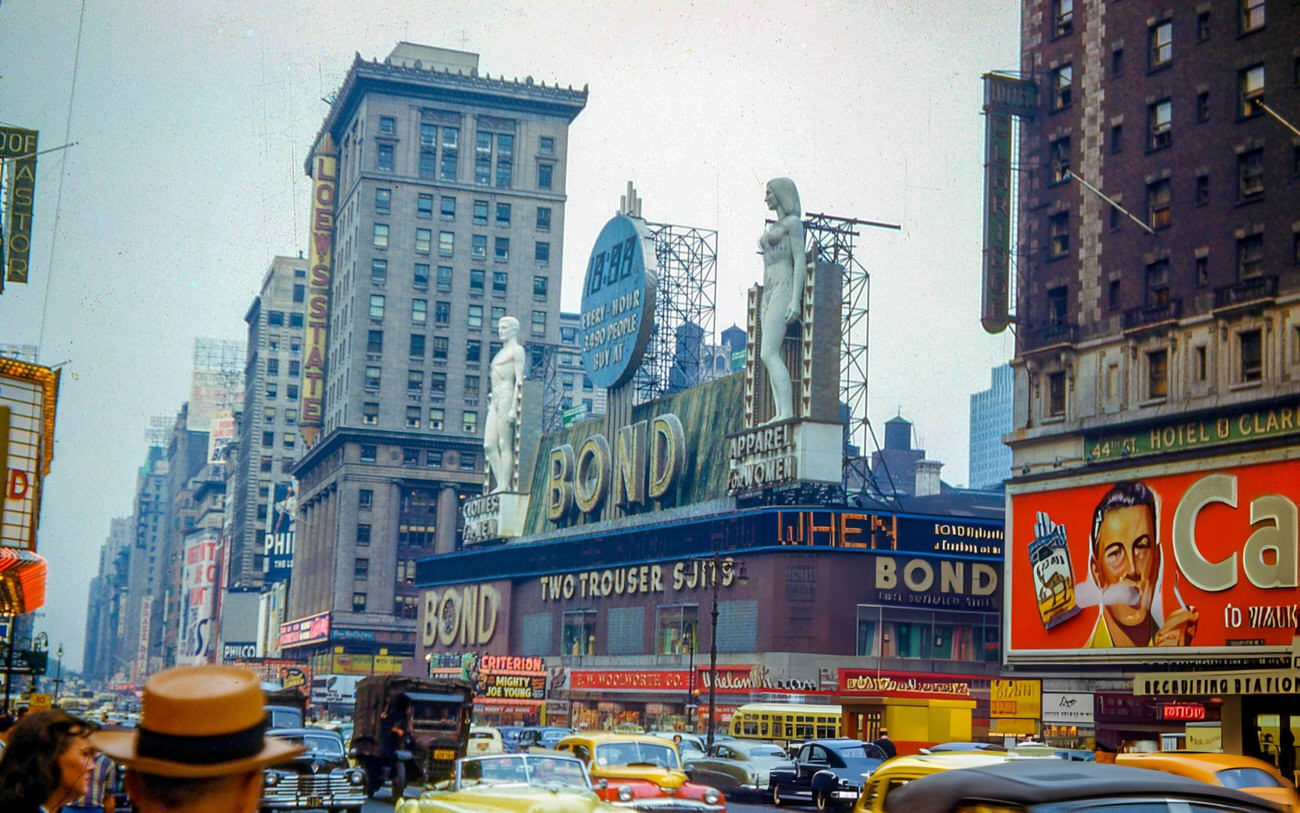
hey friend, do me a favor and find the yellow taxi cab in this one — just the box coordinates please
[555,731,725,811]
[853,751,1012,813]
[1116,751,1300,811]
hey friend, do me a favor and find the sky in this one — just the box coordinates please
[0,0,1020,671]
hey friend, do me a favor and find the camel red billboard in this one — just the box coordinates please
[1007,456,1299,662]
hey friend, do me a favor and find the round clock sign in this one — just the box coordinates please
[579,214,657,389]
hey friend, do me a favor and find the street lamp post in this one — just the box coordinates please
[705,554,747,751]
[51,645,64,704]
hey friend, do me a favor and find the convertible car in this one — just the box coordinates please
[395,753,624,813]
[261,727,367,813]
[555,731,726,812]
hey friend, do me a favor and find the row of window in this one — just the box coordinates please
[371,223,551,263]
[365,296,549,332]
[1050,58,1276,121]
[369,258,549,297]
[1051,0,1268,53]
[373,121,556,190]
[356,444,479,469]
[376,188,552,232]
[350,593,422,617]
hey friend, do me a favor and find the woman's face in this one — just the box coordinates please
[56,733,95,799]
[764,184,778,210]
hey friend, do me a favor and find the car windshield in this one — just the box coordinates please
[1215,766,1283,788]
[279,732,343,759]
[596,742,680,769]
[747,745,787,758]
[460,755,589,789]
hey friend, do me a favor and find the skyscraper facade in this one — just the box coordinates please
[968,364,1012,490]
[287,44,586,672]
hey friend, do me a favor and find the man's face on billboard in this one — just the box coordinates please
[1092,504,1157,627]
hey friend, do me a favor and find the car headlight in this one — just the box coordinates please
[617,785,635,802]
[347,769,365,785]
[263,772,281,788]
[704,788,721,805]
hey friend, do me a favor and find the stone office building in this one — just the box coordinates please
[285,43,587,674]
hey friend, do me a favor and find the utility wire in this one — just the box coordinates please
[37,0,87,363]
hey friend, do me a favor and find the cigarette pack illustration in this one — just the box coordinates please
[1028,511,1081,629]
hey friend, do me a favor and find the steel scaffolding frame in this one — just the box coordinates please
[530,343,563,433]
[635,221,718,404]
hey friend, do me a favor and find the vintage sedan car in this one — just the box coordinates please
[261,727,367,813]
[518,725,574,751]
[882,758,1283,812]
[395,752,625,813]
[469,725,506,755]
[1117,751,1300,810]
[854,752,1012,813]
[686,739,793,801]
[555,731,726,812]
[769,738,887,810]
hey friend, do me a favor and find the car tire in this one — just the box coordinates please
[771,784,783,806]
[814,789,831,811]
[393,761,408,801]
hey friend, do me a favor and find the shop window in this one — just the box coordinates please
[563,611,597,655]
[881,617,931,659]
[656,605,699,655]
[855,608,877,656]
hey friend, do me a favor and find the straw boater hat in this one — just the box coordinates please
[91,665,304,777]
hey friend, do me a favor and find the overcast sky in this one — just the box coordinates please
[1,0,1019,671]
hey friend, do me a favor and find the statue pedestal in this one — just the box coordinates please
[726,420,842,494]
[462,492,530,543]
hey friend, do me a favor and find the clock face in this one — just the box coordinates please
[579,215,657,390]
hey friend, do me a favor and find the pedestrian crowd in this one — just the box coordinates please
[0,665,303,813]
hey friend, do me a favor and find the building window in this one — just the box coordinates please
[440,127,459,181]
[1047,371,1066,417]
[537,206,552,231]
[1240,64,1265,117]
[486,271,504,295]
[1147,179,1171,229]
[1148,99,1171,150]
[467,305,484,328]
[1049,137,1070,184]
[267,358,280,377]
[426,449,443,468]
[1111,47,1124,77]
[405,405,421,428]
[473,199,489,225]
[1241,0,1265,33]
[419,149,436,179]
[532,310,547,334]
[286,384,298,401]
[261,430,274,446]
[496,202,511,226]
[363,402,379,425]
[439,196,456,220]
[1146,350,1169,400]
[412,299,427,324]
[563,611,596,655]
[403,448,420,466]
[1047,286,1068,328]
[379,116,395,135]
[428,408,444,431]
[367,329,383,354]
[417,193,433,218]
[464,375,480,398]
[494,237,510,261]
[495,133,514,187]
[537,163,554,190]
[356,523,372,545]
[1195,174,1210,206]
[414,263,429,289]
[472,235,487,260]
[533,275,549,298]
[414,228,431,254]
[491,308,505,327]
[376,143,393,172]
[359,445,376,463]
[435,302,451,325]
[539,135,555,154]
[468,337,484,362]
[1238,149,1264,200]
[1108,279,1121,311]
[420,122,436,148]
[656,605,699,654]
[1110,123,1123,154]
[1194,345,1208,382]
[1048,211,1069,259]
[408,370,424,393]
[1197,10,1211,40]
[470,268,485,293]
[1196,91,1210,122]
[369,295,385,320]
[1238,233,1264,278]
[438,231,454,256]
[431,372,447,395]
[1050,64,1072,111]
[1052,0,1073,36]
[1146,258,1171,305]
[373,223,389,249]
[364,366,381,389]
[359,489,373,510]
[535,241,551,264]
[375,187,391,214]
[1149,21,1172,69]
[370,258,387,284]
[1196,255,1209,286]
[475,131,492,185]
[462,410,478,434]
[1240,329,1263,382]
[459,451,478,471]
[409,334,426,358]
[352,593,366,612]
[436,265,452,292]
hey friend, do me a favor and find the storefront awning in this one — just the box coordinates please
[0,547,46,613]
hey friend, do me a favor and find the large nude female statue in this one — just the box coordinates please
[758,177,807,424]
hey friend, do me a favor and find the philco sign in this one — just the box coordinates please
[422,584,500,647]
[547,413,685,521]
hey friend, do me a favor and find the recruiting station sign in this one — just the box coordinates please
[1007,456,1300,662]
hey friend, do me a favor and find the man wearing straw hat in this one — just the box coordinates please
[90,665,305,813]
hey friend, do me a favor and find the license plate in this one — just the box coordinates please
[434,749,456,760]
[307,797,323,807]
